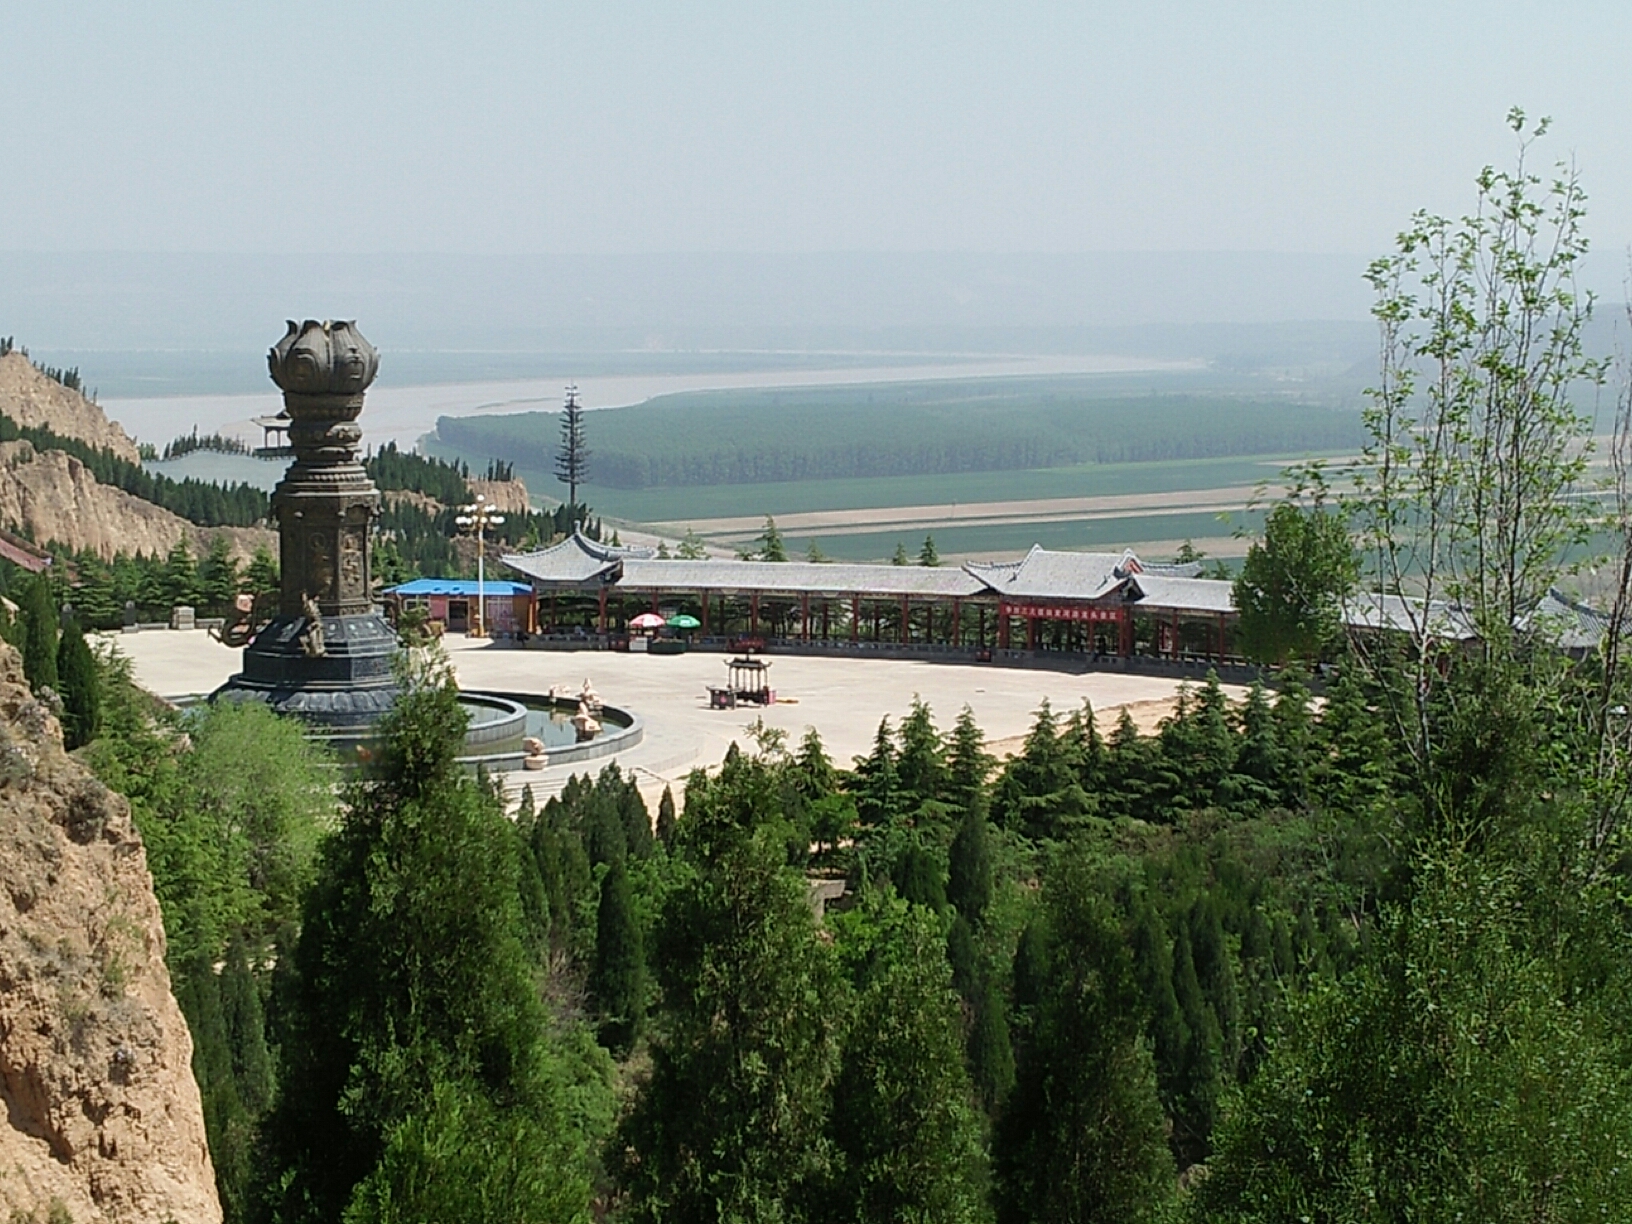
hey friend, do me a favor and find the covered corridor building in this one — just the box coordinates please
[500,532,1240,663]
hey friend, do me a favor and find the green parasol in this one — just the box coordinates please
[666,613,702,630]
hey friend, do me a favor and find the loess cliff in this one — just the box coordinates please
[0,640,221,1222]
[0,354,142,465]
[0,440,274,565]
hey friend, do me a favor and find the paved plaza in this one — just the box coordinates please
[107,630,1237,802]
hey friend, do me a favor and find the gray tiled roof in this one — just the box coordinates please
[501,530,654,585]
[1523,588,1611,652]
[1129,574,1236,614]
[965,546,1134,600]
[616,558,989,598]
[1343,592,1478,640]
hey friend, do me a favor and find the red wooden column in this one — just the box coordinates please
[900,595,910,644]
[1171,608,1180,659]
[701,589,710,635]
[822,600,830,640]
[1026,616,1038,651]
[750,591,760,636]
[951,597,961,647]
[597,587,608,634]
[1119,607,1133,656]
[998,608,1010,650]
[851,595,859,643]
[549,591,557,631]
[1216,613,1226,660]
[801,592,811,641]
[651,593,661,614]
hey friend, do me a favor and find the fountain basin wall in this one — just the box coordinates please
[455,691,643,771]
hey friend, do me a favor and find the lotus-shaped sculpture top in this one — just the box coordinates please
[268,319,379,397]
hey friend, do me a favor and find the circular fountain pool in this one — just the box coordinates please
[455,691,643,770]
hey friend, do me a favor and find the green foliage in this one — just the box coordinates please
[947,800,993,926]
[656,783,678,848]
[618,749,842,1223]
[827,894,993,1223]
[259,674,607,1222]
[919,534,940,566]
[55,616,100,748]
[588,858,646,1056]
[18,573,57,693]
[756,515,789,562]
[1232,493,1356,665]
[363,441,469,504]
[995,853,1175,1223]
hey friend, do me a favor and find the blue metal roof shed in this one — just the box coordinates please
[383,578,534,598]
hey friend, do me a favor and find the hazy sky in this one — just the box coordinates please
[5,2,1630,258]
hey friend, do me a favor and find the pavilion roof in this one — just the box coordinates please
[501,530,654,586]
[965,546,1203,602]
[616,557,989,598]
[1128,573,1236,614]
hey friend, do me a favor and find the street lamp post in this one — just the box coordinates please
[455,494,505,637]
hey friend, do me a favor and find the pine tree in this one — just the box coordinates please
[892,541,911,566]
[945,705,993,813]
[996,863,1174,1222]
[896,696,946,811]
[1064,697,1106,793]
[160,538,199,607]
[656,784,679,847]
[56,615,101,748]
[1232,681,1282,809]
[997,700,1092,841]
[1170,925,1222,1166]
[258,675,602,1222]
[555,385,590,516]
[851,717,902,827]
[19,573,58,693]
[677,528,707,559]
[828,897,991,1224]
[619,773,653,859]
[589,858,646,1056]
[198,535,241,611]
[947,798,994,926]
[756,515,788,562]
[919,534,941,566]
[177,953,256,1224]
[617,752,841,1223]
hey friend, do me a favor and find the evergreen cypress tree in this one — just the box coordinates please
[851,717,901,827]
[1272,666,1314,808]
[656,783,679,847]
[198,535,241,611]
[1170,926,1222,1165]
[918,534,941,566]
[258,674,603,1222]
[589,857,646,1056]
[1064,698,1106,793]
[1130,904,1189,1134]
[177,954,255,1224]
[995,864,1174,1223]
[1189,899,1243,1079]
[896,696,946,811]
[619,772,654,859]
[945,705,994,814]
[947,798,994,926]
[1232,681,1282,809]
[617,751,841,1223]
[828,898,991,1224]
[968,976,1016,1115]
[219,936,274,1118]
[756,515,789,561]
[19,573,57,693]
[892,541,911,566]
[895,843,948,911]
[160,538,199,607]
[55,615,100,748]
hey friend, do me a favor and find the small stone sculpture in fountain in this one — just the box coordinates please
[214,320,400,742]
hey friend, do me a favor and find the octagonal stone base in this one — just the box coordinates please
[213,610,401,747]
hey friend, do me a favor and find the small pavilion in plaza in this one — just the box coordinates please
[500,531,1242,663]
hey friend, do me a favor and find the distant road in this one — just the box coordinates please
[101,351,1199,450]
